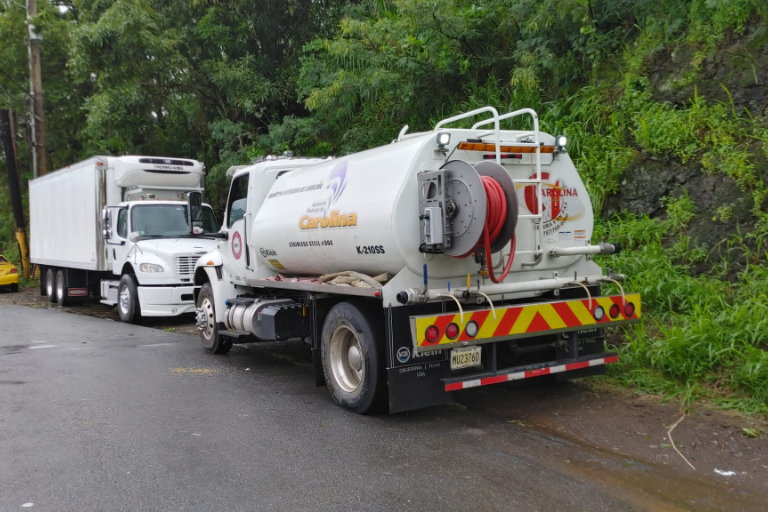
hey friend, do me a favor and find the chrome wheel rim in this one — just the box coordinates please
[119,285,131,315]
[56,275,64,301]
[200,297,215,341]
[46,271,54,297]
[329,324,364,394]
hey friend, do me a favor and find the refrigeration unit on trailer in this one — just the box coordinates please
[29,155,221,323]
[190,107,641,413]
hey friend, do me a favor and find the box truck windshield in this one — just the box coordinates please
[131,204,218,238]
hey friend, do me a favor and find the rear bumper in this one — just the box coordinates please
[444,352,618,391]
[0,274,19,286]
[137,285,198,317]
[411,293,641,352]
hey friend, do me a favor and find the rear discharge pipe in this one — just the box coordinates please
[396,274,625,305]
[549,242,621,258]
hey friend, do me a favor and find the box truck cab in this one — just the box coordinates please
[30,155,220,323]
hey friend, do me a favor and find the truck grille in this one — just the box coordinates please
[174,255,199,275]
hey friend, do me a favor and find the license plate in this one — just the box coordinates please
[450,346,482,370]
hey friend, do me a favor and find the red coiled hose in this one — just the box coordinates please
[454,176,516,283]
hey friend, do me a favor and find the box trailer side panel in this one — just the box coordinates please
[30,160,106,271]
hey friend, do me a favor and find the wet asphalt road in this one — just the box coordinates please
[0,303,760,512]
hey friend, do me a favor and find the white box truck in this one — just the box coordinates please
[30,155,221,323]
[189,107,641,414]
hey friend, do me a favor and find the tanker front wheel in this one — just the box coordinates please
[197,283,232,354]
[321,302,385,414]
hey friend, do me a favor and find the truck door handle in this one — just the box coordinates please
[243,212,252,270]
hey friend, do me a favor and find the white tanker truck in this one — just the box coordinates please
[189,107,641,414]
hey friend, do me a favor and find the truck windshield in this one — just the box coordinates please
[131,204,218,238]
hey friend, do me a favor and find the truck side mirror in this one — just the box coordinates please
[187,191,202,234]
[129,232,141,243]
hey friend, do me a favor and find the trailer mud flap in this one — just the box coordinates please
[388,361,450,414]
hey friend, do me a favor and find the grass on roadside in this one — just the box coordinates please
[596,209,768,416]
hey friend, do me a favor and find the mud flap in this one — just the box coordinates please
[388,361,450,414]
[386,303,451,413]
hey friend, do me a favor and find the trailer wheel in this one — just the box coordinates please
[321,302,385,414]
[118,274,142,324]
[197,282,232,354]
[45,268,56,303]
[55,269,70,307]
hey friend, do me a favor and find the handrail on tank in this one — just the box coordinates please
[471,108,539,131]
[472,108,544,266]
[434,106,501,164]
[473,107,542,214]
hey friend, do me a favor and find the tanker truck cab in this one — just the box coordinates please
[30,155,220,324]
[193,156,331,342]
[194,107,641,415]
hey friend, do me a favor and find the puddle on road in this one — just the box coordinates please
[532,425,765,511]
[1,345,28,355]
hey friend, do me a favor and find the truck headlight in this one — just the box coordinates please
[140,263,164,273]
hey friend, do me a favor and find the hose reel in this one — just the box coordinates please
[418,160,519,281]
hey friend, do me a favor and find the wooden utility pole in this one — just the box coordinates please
[27,0,47,177]
[1,109,30,278]
[9,109,20,180]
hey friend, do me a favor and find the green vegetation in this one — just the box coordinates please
[1,0,767,414]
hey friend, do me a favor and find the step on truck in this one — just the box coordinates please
[30,155,221,323]
[190,107,641,414]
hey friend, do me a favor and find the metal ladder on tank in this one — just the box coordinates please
[434,107,545,266]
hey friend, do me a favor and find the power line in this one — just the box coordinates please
[0,69,34,100]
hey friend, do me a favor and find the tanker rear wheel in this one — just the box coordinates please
[321,302,386,414]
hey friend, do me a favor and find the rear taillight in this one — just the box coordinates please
[425,325,440,343]
[445,323,459,339]
[10,268,17,274]
[609,304,620,319]
[625,302,635,317]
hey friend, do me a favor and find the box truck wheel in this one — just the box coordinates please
[321,302,385,414]
[118,274,142,324]
[46,268,56,303]
[197,282,232,354]
[55,269,70,307]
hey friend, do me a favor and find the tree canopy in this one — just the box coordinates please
[2,0,768,414]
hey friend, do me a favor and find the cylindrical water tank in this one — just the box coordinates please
[252,133,488,278]
[251,129,593,279]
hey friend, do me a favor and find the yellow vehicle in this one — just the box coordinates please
[0,255,20,292]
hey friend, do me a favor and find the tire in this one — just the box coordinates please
[55,269,70,306]
[10,283,18,293]
[196,282,232,354]
[321,302,386,414]
[118,274,142,324]
[46,268,56,303]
